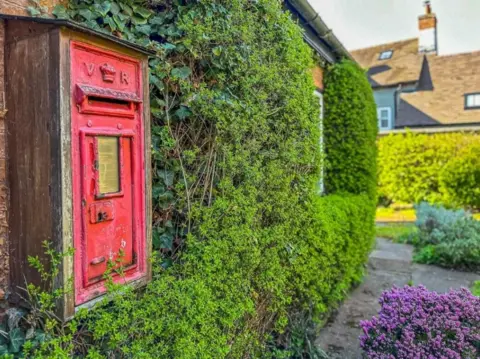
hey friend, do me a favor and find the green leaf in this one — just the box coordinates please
[104,17,117,31]
[52,5,68,19]
[150,74,164,91]
[159,233,174,250]
[78,8,95,21]
[135,25,152,36]
[93,1,111,17]
[157,170,174,187]
[175,106,192,120]
[0,344,8,355]
[110,2,121,15]
[132,5,152,19]
[132,16,148,25]
[212,46,222,56]
[171,66,192,80]
[9,328,25,353]
[119,3,133,16]
[27,7,41,16]
[162,43,176,51]
[150,15,166,25]
[113,15,126,32]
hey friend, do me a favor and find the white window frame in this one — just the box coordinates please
[379,50,393,60]
[314,90,324,194]
[465,93,480,110]
[377,107,392,131]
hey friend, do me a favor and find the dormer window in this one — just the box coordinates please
[379,50,393,60]
[465,93,480,109]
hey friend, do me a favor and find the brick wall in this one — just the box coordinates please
[312,65,324,91]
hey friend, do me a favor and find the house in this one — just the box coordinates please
[351,1,480,134]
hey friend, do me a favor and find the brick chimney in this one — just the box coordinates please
[418,1,438,54]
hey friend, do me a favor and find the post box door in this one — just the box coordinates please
[81,133,135,284]
[71,41,147,306]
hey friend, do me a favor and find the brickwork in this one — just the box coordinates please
[312,66,324,91]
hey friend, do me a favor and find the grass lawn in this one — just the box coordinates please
[375,223,418,242]
[377,207,480,223]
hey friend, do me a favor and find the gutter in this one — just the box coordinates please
[286,0,353,62]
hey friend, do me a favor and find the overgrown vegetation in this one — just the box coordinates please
[378,132,480,210]
[2,0,377,357]
[413,203,480,271]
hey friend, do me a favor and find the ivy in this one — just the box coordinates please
[8,1,377,358]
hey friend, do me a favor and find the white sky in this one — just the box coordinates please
[309,0,480,55]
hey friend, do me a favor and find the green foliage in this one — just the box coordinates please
[14,0,376,357]
[323,60,378,201]
[376,224,418,243]
[439,143,480,209]
[378,132,480,208]
[413,203,480,270]
[0,242,78,359]
[472,281,480,297]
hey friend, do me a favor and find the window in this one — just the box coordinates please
[465,93,480,109]
[377,107,392,130]
[314,91,325,195]
[97,136,121,194]
[379,50,393,60]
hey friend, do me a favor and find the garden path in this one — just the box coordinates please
[316,238,480,359]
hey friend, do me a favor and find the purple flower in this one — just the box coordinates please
[359,286,480,358]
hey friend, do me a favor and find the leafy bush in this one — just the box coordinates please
[360,286,480,359]
[323,61,378,201]
[378,132,480,208]
[472,281,480,297]
[6,0,376,357]
[439,144,480,210]
[412,203,480,270]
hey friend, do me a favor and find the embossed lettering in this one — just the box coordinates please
[121,71,130,85]
[85,63,95,76]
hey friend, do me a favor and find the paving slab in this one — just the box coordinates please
[316,238,480,359]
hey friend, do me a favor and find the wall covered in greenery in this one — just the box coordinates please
[1,1,377,358]
[378,132,480,209]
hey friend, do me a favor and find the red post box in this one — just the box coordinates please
[2,15,152,319]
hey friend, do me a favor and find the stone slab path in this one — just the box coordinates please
[316,238,480,359]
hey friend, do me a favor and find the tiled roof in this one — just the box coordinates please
[397,51,480,127]
[351,38,424,87]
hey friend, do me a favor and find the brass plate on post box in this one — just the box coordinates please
[97,137,120,194]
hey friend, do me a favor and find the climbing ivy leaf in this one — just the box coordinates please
[9,328,25,353]
[78,8,95,21]
[93,1,111,17]
[52,5,68,19]
[175,106,192,120]
[171,66,192,80]
[132,5,153,19]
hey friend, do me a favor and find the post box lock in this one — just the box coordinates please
[89,202,115,224]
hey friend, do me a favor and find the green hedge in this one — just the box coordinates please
[6,1,376,358]
[323,60,378,201]
[378,132,480,209]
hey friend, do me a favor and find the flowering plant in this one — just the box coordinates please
[360,286,480,359]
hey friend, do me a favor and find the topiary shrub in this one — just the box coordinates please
[439,144,480,210]
[323,60,378,201]
[378,132,480,208]
[360,286,480,359]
